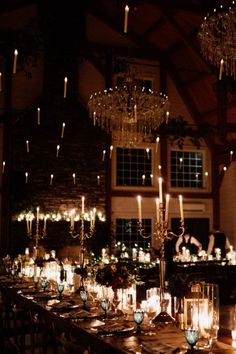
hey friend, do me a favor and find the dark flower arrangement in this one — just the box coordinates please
[95,261,136,290]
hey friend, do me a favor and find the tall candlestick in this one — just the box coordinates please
[25,172,28,183]
[13,49,18,74]
[230,150,234,162]
[142,174,145,185]
[56,145,60,157]
[43,215,47,233]
[165,194,170,223]
[179,195,184,221]
[134,104,137,122]
[72,173,76,184]
[166,111,170,123]
[36,207,40,223]
[63,77,68,98]
[70,209,75,230]
[158,177,163,204]
[155,198,160,224]
[26,140,29,153]
[93,111,96,126]
[109,145,113,158]
[37,107,40,125]
[97,175,100,185]
[219,59,224,80]
[124,5,129,33]
[50,174,54,185]
[146,148,150,159]
[158,165,162,176]
[61,122,65,138]
[0,72,2,91]
[156,136,160,153]
[81,196,85,214]
[137,195,142,223]
[2,161,5,173]
[102,149,106,161]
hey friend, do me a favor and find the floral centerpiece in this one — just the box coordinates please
[95,261,136,290]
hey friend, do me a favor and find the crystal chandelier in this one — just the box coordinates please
[88,67,170,147]
[198,1,236,79]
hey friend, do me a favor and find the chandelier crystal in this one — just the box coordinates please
[88,68,170,147]
[198,2,236,79]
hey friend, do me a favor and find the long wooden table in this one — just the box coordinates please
[1,275,236,354]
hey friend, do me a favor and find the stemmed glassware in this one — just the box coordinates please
[133,309,144,334]
[100,298,110,320]
[57,282,65,300]
[184,328,199,352]
[79,289,88,309]
[41,278,48,292]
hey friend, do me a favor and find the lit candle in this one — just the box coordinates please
[81,196,85,214]
[50,174,54,185]
[63,77,68,98]
[36,207,40,223]
[166,111,170,123]
[179,157,183,169]
[2,161,5,173]
[97,175,100,185]
[165,194,170,223]
[109,145,113,159]
[134,104,137,122]
[158,177,163,204]
[26,217,29,235]
[146,148,150,159]
[0,72,2,91]
[70,209,75,230]
[155,197,160,224]
[142,174,145,185]
[124,5,129,33]
[72,173,76,184]
[102,149,106,161]
[93,111,96,126]
[56,144,60,157]
[26,140,29,153]
[43,215,47,233]
[223,166,227,172]
[158,165,162,176]
[137,195,142,223]
[25,172,28,183]
[61,122,65,138]
[156,136,160,153]
[179,195,184,221]
[219,59,224,80]
[37,107,40,125]
[13,49,18,74]
[230,150,234,162]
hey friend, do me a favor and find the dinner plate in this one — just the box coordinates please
[94,322,134,335]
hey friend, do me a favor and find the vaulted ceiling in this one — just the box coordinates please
[0,0,236,152]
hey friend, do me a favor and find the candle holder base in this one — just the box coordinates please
[152,310,176,324]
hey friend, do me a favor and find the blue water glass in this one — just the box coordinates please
[100,299,110,319]
[133,309,144,334]
[80,290,88,308]
[41,278,48,291]
[57,282,65,299]
[184,328,199,350]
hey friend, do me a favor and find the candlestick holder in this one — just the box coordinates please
[69,213,95,267]
[138,203,185,324]
[27,217,47,258]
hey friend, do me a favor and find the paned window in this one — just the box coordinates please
[170,150,203,188]
[116,148,152,186]
[115,218,152,252]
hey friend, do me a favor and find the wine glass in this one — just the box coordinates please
[57,282,65,300]
[79,289,88,309]
[41,278,48,292]
[133,309,144,334]
[100,298,110,320]
[184,328,199,352]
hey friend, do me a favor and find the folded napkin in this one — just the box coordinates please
[95,322,134,335]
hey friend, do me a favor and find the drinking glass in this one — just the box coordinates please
[133,309,144,334]
[57,282,65,300]
[41,278,48,292]
[79,290,88,309]
[100,299,110,319]
[184,328,199,352]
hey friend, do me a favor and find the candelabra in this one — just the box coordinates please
[26,209,47,259]
[138,202,185,324]
[69,212,95,267]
